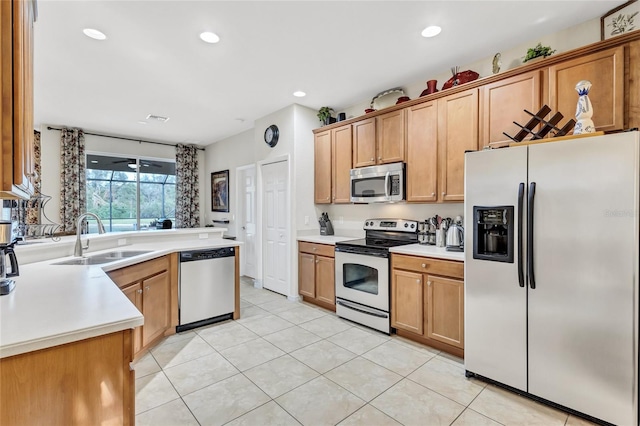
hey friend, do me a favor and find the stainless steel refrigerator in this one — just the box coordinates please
[464,131,639,425]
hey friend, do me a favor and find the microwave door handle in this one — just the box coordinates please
[385,172,390,198]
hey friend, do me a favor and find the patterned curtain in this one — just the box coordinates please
[25,130,41,224]
[175,144,200,228]
[59,127,86,232]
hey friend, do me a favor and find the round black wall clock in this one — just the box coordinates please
[264,124,279,147]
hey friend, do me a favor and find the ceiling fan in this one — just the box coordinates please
[112,159,163,169]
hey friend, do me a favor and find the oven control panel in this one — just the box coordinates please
[363,219,418,232]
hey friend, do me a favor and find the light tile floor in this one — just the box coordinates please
[134,277,596,426]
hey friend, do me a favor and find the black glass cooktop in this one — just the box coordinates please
[337,238,416,250]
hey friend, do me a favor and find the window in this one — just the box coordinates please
[86,154,176,232]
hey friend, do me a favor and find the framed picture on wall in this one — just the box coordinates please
[601,0,639,40]
[211,170,229,212]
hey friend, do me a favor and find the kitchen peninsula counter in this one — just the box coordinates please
[1,229,241,358]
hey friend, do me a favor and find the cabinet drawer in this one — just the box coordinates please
[392,254,463,279]
[108,255,169,288]
[298,242,334,258]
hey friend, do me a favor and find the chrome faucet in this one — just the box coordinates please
[74,213,106,257]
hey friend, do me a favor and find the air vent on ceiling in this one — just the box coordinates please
[146,114,170,123]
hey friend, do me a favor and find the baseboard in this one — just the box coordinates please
[254,279,263,289]
[287,295,301,302]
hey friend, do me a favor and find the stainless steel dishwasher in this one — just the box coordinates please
[177,246,235,332]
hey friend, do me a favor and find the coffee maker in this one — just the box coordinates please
[0,220,19,295]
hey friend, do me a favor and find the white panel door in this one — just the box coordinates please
[464,146,528,392]
[262,160,289,296]
[527,132,639,426]
[237,166,257,278]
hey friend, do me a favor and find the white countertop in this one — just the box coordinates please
[297,235,357,245]
[1,232,241,359]
[390,244,465,262]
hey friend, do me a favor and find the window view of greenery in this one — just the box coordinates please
[86,154,176,233]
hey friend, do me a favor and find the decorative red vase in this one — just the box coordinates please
[396,96,411,104]
[420,79,439,97]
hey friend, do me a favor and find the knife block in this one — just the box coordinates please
[320,220,334,236]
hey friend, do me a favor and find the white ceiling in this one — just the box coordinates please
[34,0,620,146]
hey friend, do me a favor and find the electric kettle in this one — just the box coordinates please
[446,216,464,252]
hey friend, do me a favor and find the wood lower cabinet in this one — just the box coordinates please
[480,70,542,148]
[108,254,177,358]
[438,88,479,202]
[1,0,36,199]
[549,46,624,133]
[298,242,335,311]
[0,330,134,425]
[406,101,437,202]
[391,254,464,357]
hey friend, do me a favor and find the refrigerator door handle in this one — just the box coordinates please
[517,182,525,287]
[527,182,536,289]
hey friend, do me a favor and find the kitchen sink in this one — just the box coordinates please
[52,250,153,266]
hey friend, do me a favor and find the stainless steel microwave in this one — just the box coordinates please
[350,162,405,203]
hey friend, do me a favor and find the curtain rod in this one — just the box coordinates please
[46,126,206,151]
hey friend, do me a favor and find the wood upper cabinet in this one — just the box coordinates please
[391,268,424,335]
[426,275,464,349]
[549,46,624,133]
[376,109,405,164]
[352,112,404,168]
[141,270,171,347]
[480,70,542,148]
[331,124,352,203]
[391,254,464,356]
[1,0,36,199]
[629,40,640,131]
[352,118,376,168]
[298,242,336,311]
[314,130,332,204]
[406,101,437,202]
[438,88,479,202]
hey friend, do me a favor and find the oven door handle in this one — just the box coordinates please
[337,300,388,318]
[384,172,390,199]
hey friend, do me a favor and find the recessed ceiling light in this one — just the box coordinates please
[421,25,442,38]
[83,28,107,40]
[293,91,306,97]
[200,32,220,44]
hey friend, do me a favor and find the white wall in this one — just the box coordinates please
[203,129,254,234]
[39,125,206,227]
[340,18,601,119]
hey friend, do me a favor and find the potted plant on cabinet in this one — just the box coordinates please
[523,42,556,63]
[317,107,336,126]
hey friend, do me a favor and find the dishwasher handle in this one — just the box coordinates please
[180,247,235,262]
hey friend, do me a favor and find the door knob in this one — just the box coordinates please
[427,281,432,286]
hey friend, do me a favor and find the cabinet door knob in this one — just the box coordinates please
[326,197,330,200]
[416,279,421,283]
[316,259,319,264]
[370,157,374,161]
[431,192,435,197]
[421,263,426,268]
[378,157,382,160]
[145,286,150,291]
[312,247,317,251]
[442,192,446,196]
[137,289,142,294]
[428,281,432,286]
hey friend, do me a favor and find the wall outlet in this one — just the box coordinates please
[117,238,127,246]
[198,233,209,239]
[304,215,309,225]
